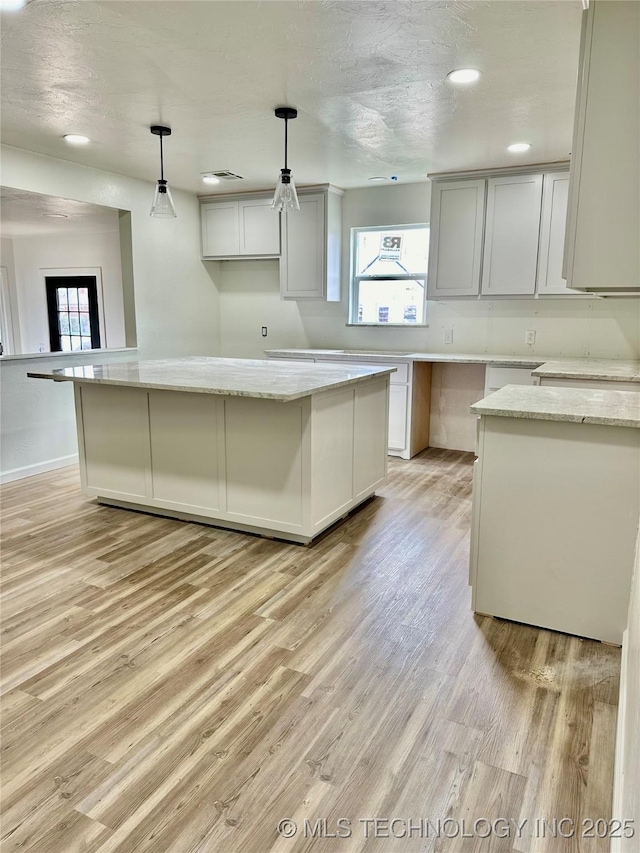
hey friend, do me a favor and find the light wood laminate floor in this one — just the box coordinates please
[1,450,621,853]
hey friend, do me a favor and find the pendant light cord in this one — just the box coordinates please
[159,134,165,182]
[284,117,288,171]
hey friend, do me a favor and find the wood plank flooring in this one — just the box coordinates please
[0,450,621,853]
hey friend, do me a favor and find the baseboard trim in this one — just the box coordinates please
[611,628,629,853]
[0,454,79,484]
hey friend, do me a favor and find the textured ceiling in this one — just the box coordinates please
[0,187,120,237]
[0,0,582,194]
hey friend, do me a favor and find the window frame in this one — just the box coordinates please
[45,276,101,352]
[348,223,429,327]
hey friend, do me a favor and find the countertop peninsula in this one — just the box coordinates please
[471,384,640,429]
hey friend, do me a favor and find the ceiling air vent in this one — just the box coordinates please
[211,170,244,180]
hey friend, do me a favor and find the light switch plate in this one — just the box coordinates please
[444,328,454,345]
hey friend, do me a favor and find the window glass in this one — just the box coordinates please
[351,225,428,325]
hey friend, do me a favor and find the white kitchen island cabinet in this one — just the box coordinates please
[469,384,640,644]
[28,357,393,544]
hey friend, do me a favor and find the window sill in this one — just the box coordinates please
[346,323,429,328]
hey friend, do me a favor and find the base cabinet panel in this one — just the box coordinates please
[224,397,305,526]
[79,384,149,498]
[471,415,639,644]
[149,391,221,511]
[353,378,389,499]
[388,384,409,452]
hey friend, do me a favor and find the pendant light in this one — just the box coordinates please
[272,107,300,213]
[150,125,177,218]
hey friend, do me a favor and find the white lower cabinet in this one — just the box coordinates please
[266,355,431,459]
[483,365,539,397]
[470,413,639,644]
[388,385,409,452]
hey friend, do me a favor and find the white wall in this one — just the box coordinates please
[9,229,127,353]
[218,182,640,361]
[0,144,221,480]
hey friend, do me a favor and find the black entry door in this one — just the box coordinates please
[45,277,101,352]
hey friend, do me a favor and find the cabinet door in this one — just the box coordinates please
[537,172,577,295]
[239,198,280,256]
[388,384,408,451]
[201,202,239,257]
[280,193,325,299]
[565,1,639,291]
[428,179,486,298]
[481,174,543,296]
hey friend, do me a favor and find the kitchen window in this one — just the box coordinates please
[349,224,429,325]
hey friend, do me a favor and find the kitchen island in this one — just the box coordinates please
[28,357,394,543]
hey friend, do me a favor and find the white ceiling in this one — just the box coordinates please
[0,0,582,195]
[0,187,121,237]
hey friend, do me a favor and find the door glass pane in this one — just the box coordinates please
[69,313,80,335]
[68,288,79,310]
[57,287,68,309]
[78,288,89,310]
[61,335,72,351]
[58,313,70,334]
[80,313,91,335]
[81,337,92,349]
[71,336,82,351]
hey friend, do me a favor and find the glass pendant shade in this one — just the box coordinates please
[272,168,300,213]
[150,179,177,218]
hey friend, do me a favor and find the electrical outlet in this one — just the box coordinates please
[525,330,536,345]
[444,328,454,345]
[261,326,268,337]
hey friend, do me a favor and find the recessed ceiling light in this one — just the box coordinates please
[63,134,90,145]
[368,176,388,182]
[447,68,481,84]
[202,174,221,185]
[507,142,532,153]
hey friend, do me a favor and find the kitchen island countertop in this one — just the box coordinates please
[27,356,396,403]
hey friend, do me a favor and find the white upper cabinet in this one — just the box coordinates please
[201,197,280,259]
[201,201,240,258]
[481,174,543,296]
[239,198,281,256]
[280,187,342,301]
[428,179,485,298]
[537,172,577,295]
[564,1,639,292]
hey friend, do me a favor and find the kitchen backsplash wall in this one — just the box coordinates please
[219,182,640,360]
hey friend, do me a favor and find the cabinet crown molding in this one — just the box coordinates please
[428,161,570,182]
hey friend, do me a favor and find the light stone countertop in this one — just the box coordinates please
[531,358,640,382]
[471,384,640,429]
[27,357,396,402]
[264,348,550,367]
[266,349,640,379]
